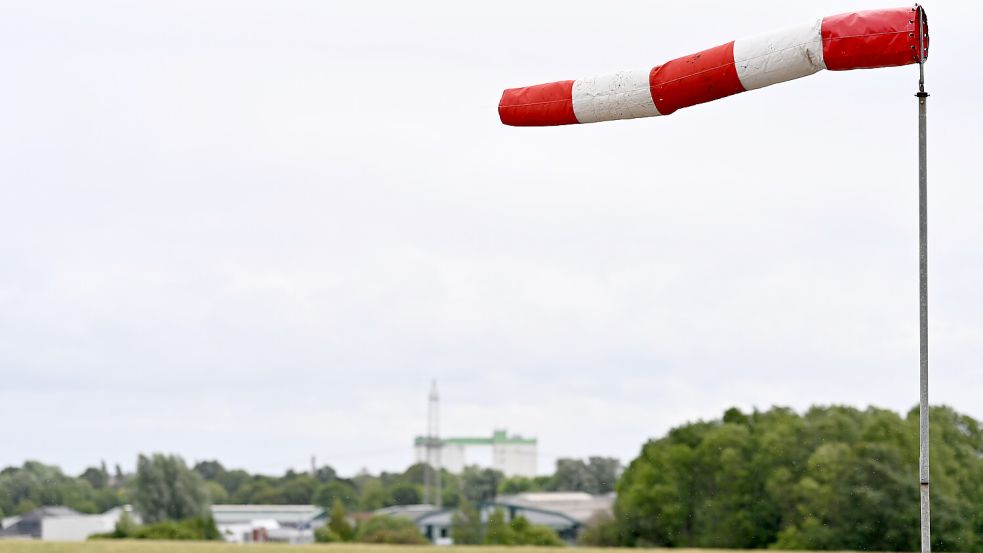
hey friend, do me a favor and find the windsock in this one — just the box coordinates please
[499,6,929,126]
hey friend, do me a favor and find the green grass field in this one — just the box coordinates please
[0,544,603,553]
[0,544,850,553]
[0,544,615,553]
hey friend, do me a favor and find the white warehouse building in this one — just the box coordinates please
[414,429,537,477]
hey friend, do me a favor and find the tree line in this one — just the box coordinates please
[8,404,978,551]
[193,454,618,512]
[0,453,619,519]
[579,405,983,552]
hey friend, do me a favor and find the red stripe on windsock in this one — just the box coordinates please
[821,7,923,70]
[648,41,745,116]
[499,80,579,126]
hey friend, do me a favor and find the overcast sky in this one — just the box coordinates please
[1,1,980,477]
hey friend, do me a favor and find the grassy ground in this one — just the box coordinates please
[0,544,642,553]
[0,543,640,553]
[0,543,848,553]
[0,543,461,553]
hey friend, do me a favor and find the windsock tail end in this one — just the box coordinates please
[499,81,579,127]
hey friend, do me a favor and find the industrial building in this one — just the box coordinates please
[414,429,538,477]
[414,383,539,485]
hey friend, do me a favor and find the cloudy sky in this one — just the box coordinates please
[1,1,980,477]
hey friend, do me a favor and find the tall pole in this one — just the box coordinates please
[425,380,442,508]
[433,382,442,508]
[915,6,930,553]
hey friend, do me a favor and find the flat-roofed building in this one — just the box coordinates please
[210,504,324,544]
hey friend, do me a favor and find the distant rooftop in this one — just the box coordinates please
[212,505,320,513]
[27,506,80,519]
[497,491,616,523]
[414,429,536,446]
[374,504,440,521]
[211,505,324,527]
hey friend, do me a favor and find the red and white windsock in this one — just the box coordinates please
[499,6,929,126]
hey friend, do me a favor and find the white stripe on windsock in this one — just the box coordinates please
[571,68,661,124]
[733,19,826,91]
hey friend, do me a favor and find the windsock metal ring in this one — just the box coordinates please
[499,6,929,126]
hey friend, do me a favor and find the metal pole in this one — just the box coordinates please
[435,390,442,509]
[915,6,930,553]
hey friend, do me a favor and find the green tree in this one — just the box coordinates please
[358,479,390,511]
[550,458,594,492]
[132,453,210,523]
[193,461,252,498]
[94,513,220,541]
[440,470,461,508]
[389,483,422,505]
[578,511,622,546]
[80,465,110,490]
[192,460,226,482]
[499,476,540,495]
[355,515,428,544]
[460,466,503,503]
[586,457,621,493]
[314,480,358,510]
[15,499,37,515]
[204,481,228,504]
[314,526,341,543]
[484,508,514,544]
[328,499,354,541]
[401,463,429,485]
[217,470,250,497]
[0,460,118,515]
[280,474,317,504]
[450,497,482,544]
[314,465,338,483]
[509,515,564,546]
[112,510,138,538]
[550,457,620,494]
[615,405,983,552]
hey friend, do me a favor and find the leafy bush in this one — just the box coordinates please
[509,515,564,546]
[315,499,354,543]
[356,515,428,544]
[481,510,564,546]
[91,514,220,541]
[314,526,341,543]
[327,498,355,541]
[450,498,481,544]
[484,508,512,545]
[577,511,622,547]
